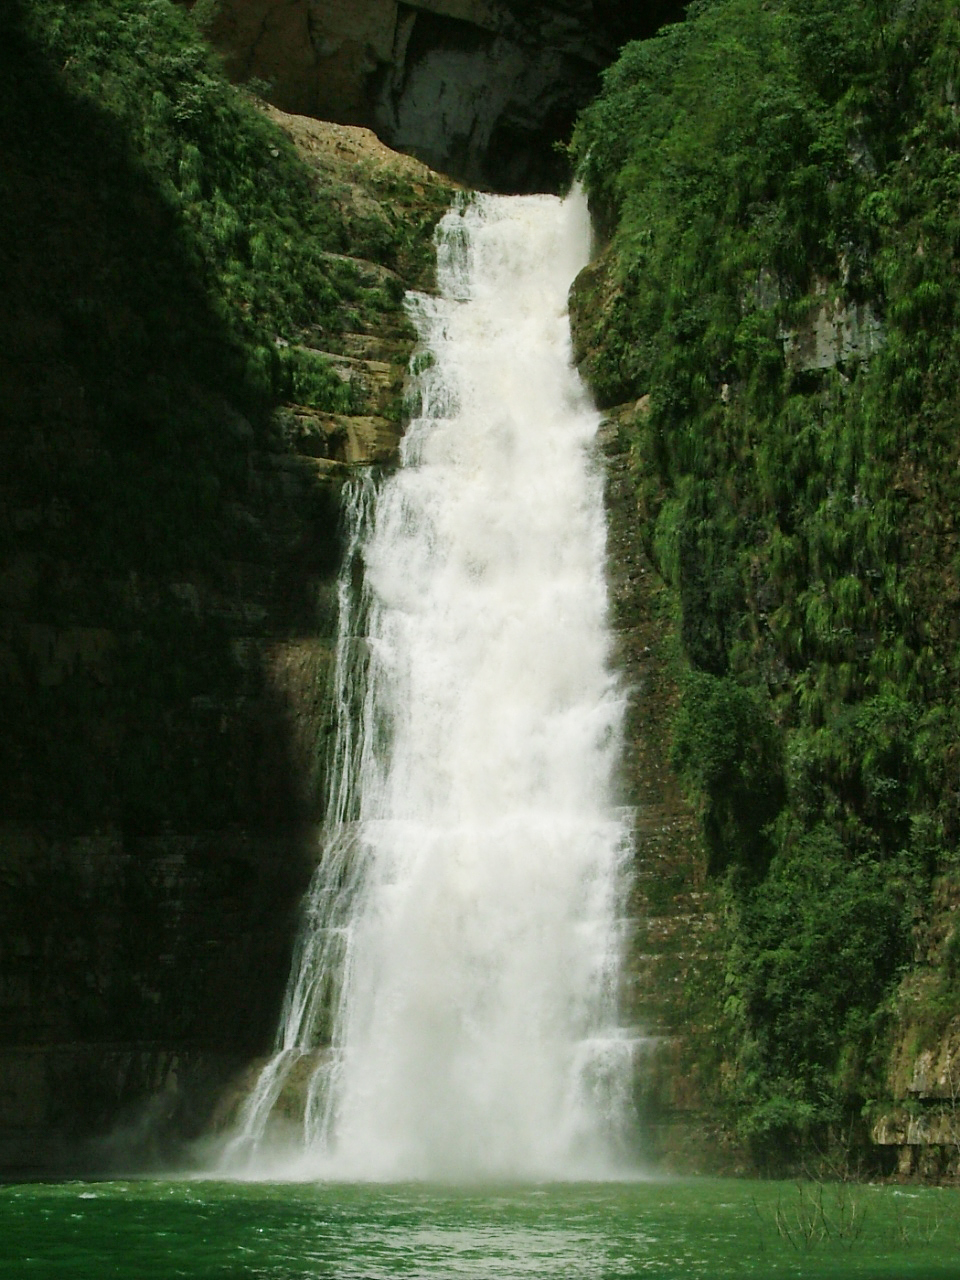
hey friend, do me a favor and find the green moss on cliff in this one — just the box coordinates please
[572,0,960,1168]
[6,0,438,415]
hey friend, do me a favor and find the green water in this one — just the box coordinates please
[2,1178,959,1278]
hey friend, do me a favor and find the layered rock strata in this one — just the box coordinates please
[873,874,960,1182]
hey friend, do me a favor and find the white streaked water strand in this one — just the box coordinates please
[219,476,379,1166]
[221,185,635,1180]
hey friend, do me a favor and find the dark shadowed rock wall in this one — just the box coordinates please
[185,0,686,190]
[0,0,452,1172]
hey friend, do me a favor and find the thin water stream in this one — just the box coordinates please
[225,188,635,1180]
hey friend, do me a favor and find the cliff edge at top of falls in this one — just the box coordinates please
[0,0,455,1176]
[182,0,686,191]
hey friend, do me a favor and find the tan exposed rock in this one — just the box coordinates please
[262,106,444,183]
[258,104,455,466]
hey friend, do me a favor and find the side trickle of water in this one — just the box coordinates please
[224,188,634,1180]
[221,477,378,1164]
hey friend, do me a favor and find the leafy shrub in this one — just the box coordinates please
[733,825,906,1162]
[15,0,406,410]
[671,672,784,874]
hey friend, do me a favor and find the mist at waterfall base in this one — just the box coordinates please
[222,188,636,1182]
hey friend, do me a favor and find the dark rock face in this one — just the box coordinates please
[0,830,318,1173]
[189,0,686,190]
[0,5,449,1171]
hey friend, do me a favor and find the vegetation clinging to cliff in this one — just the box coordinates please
[0,0,450,834]
[572,0,960,1165]
[13,0,440,415]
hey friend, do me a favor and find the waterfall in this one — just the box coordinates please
[223,187,634,1181]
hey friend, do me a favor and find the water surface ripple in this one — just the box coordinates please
[4,1179,960,1279]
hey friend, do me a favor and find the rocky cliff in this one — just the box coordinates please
[0,0,454,1173]
[568,0,960,1179]
[13,0,960,1185]
[599,403,733,1173]
[183,0,685,190]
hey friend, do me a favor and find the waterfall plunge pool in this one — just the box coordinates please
[3,1178,960,1278]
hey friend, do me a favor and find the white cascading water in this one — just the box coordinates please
[223,187,634,1181]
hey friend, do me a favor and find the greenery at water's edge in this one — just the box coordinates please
[572,0,960,1169]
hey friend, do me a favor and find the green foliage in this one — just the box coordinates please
[671,672,783,874]
[281,348,360,413]
[12,0,423,415]
[732,826,905,1164]
[572,0,960,1162]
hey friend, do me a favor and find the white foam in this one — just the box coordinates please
[222,188,634,1181]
